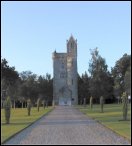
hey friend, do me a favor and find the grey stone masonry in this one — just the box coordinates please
[52,35,78,105]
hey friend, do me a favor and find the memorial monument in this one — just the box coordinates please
[52,35,78,105]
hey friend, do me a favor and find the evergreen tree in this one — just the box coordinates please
[88,48,114,103]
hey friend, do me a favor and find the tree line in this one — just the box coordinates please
[1,48,131,107]
[78,48,131,104]
[1,59,53,107]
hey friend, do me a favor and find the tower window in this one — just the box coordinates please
[71,43,73,48]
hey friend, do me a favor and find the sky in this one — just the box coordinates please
[1,1,131,77]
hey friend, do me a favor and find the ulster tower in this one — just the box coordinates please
[52,35,78,105]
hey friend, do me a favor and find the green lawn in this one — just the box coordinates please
[76,103,131,140]
[1,107,53,143]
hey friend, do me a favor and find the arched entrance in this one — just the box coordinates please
[58,86,72,106]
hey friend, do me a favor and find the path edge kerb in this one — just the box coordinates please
[2,107,54,144]
[75,106,131,143]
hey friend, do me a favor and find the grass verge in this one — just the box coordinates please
[76,103,131,140]
[1,106,53,143]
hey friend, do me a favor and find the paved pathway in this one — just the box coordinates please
[5,106,130,145]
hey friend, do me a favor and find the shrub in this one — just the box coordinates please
[37,98,41,112]
[4,96,11,124]
[122,92,128,120]
[100,96,104,113]
[27,99,32,116]
[43,100,45,109]
[90,96,93,109]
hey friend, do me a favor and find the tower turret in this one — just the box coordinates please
[67,35,77,57]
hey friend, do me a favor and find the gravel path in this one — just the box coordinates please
[4,106,130,145]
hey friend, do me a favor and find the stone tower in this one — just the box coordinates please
[52,35,78,105]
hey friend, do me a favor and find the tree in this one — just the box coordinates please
[19,71,32,81]
[1,58,53,107]
[37,74,53,105]
[1,58,20,107]
[78,72,90,105]
[1,58,19,87]
[81,72,90,103]
[37,98,41,112]
[78,74,84,104]
[78,72,90,104]
[111,54,131,97]
[124,66,131,95]
[19,97,25,108]
[45,73,53,104]
[88,48,114,103]
[19,71,39,105]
